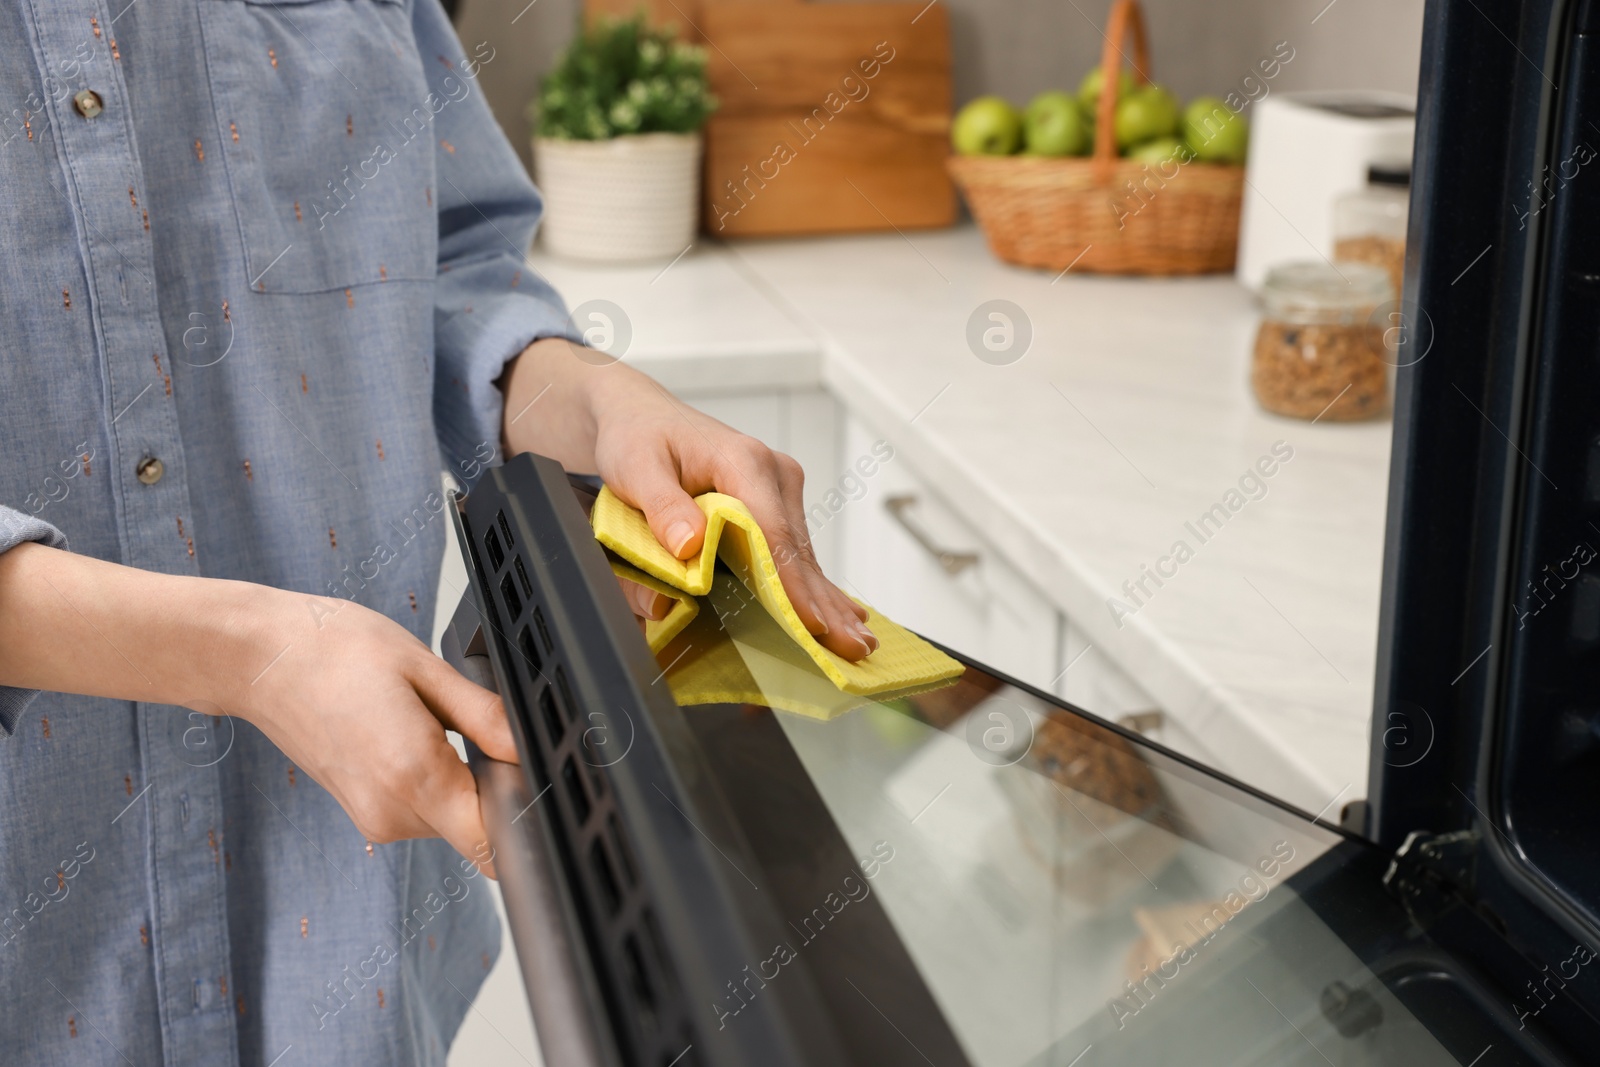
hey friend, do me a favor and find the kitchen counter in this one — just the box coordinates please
[526,225,1391,814]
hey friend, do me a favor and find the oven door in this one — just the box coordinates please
[442,453,1591,1067]
[1366,0,1600,1052]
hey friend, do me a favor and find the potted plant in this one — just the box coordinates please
[530,16,717,262]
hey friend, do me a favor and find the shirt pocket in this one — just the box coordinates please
[198,0,438,293]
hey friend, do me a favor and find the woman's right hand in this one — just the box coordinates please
[0,543,515,874]
[227,592,516,875]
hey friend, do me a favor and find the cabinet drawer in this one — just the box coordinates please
[836,419,1058,691]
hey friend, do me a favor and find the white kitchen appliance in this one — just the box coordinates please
[1236,91,1417,289]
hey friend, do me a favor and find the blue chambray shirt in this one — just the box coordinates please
[0,2,577,1064]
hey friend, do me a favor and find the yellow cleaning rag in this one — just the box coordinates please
[606,557,700,654]
[592,486,964,698]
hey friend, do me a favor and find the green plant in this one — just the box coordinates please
[531,16,717,141]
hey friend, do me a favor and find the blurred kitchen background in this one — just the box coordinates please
[456,0,1423,175]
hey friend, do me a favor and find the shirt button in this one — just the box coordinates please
[73,90,104,119]
[136,456,164,485]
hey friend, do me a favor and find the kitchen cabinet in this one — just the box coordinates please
[834,418,1060,694]
[823,416,1180,753]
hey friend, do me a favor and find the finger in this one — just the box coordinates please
[755,458,877,660]
[616,575,672,620]
[808,586,876,659]
[773,544,871,660]
[414,745,499,879]
[769,460,870,631]
[411,655,518,764]
[805,578,875,659]
[607,448,708,561]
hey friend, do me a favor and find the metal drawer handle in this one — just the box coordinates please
[884,494,980,576]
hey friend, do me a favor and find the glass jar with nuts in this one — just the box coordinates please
[1251,262,1393,422]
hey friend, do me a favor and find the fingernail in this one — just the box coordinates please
[665,520,695,557]
[808,602,829,635]
[857,624,878,654]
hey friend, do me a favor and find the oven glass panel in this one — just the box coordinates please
[648,565,1470,1066]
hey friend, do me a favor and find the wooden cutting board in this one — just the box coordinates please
[582,0,802,41]
[701,2,954,236]
[582,0,955,237]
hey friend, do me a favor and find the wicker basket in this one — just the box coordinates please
[947,0,1243,275]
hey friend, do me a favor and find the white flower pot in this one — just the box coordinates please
[533,132,702,263]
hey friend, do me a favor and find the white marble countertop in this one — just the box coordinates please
[527,226,1391,814]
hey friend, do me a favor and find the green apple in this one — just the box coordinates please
[1114,85,1180,151]
[1182,96,1250,163]
[1078,101,1097,141]
[952,95,1024,156]
[1128,136,1195,168]
[1076,66,1137,115]
[1024,90,1091,156]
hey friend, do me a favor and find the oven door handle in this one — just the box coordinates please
[884,494,980,576]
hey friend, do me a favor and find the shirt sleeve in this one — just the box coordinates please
[0,505,69,733]
[412,0,582,487]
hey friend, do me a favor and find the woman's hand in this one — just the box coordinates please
[502,338,877,659]
[0,545,514,875]
[230,592,515,875]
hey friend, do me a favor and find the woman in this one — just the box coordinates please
[0,2,871,1063]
